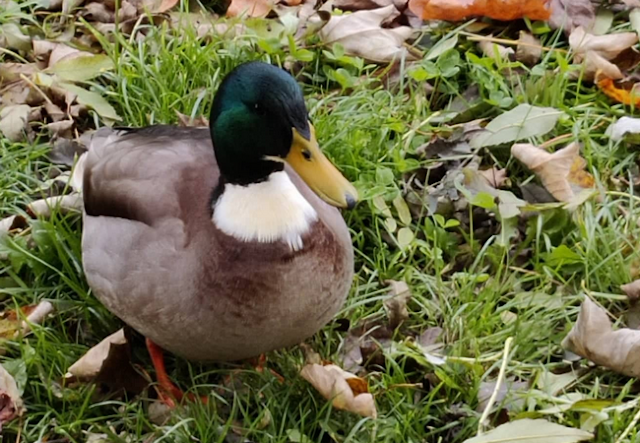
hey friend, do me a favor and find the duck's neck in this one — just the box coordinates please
[212,171,318,251]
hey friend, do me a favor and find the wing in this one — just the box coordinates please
[82,126,218,228]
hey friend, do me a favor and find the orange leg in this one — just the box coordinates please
[146,338,208,406]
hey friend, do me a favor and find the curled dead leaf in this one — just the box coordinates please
[511,142,594,202]
[300,362,377,417]
[0,363,24,427]
[597,77,640,107]
[516,31,542,65]
[562,297,640,378]
[621,280,640,301]
[0,104,31,142]
[479,168,508,188]
[319,5,416,63]
[569,26,638,81]
[0,215,26,236]
[227,0,273,17]
[27,194,83,217]
[547,0,595,33]
[407,0,550,21]
[66,328,147,394]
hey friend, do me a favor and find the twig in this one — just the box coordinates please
[539,133,573,149]
[477,337,513,435]
[615,404,640,443]
[19,73,54,105]
[461,32,568,54]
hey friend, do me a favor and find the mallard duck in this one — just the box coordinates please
[80,61,358,400]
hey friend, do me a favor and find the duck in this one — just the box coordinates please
[79,61,358,401]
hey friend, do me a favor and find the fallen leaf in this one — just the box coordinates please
[300,363,377,418]
[479,168,508,188]
[0,301,55,340]
[319,5,417,63]
[46,120,74,138]
[227,0,273,17]
[0,215,26,236]
[48,53,114,82]
[0,362,24,428]
[0,23,31,53]
[27,194,84,217]
[176,110,209,127]
[407,0,550,21]
[597,77,640,107]
[605,116,640,143]
[477,378,529,412]
[562,297,640,378]
[462,419,592,443]
[82,2,115,22]
[57,82,120,121]
[384,280,411,328]
[478,38,514,61]
[511,142,594,202]
[470,105,564,148]
[66,328,147,393]
[569,26,638,81]
[20,301,54,334]
[0,104,31,142]
[0,63,38,84]
[621,280,640,301]
[622,280,640,329]
[548,0,595,33]
[516,31,542,65]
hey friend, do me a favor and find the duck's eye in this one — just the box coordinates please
[302,150,312,161]
[253,103,265,115]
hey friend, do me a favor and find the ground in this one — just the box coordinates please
[2,1,640,442]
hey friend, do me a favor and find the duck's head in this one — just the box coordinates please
[209,62,358,209]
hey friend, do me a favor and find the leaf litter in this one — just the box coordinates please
[3,0,640,438]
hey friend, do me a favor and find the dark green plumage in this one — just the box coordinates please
[209,62,311,185]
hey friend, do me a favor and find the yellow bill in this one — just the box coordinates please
[286,124,358,209]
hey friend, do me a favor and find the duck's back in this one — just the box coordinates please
[81,126,353,361]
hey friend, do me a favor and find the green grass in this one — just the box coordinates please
[3,6,640,443]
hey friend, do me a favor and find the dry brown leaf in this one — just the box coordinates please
[0,215,26,236]
[622,280,640,329]
[66,328,147,393]
[46,120,74,138]
[479,167,508,188]
[0,63,38,84]
[569,26,638,81]
[83,2,115,22]
[0,104,31,142]
[176,110,209,127]
[621,280,640,301]
[511,142,594,202]
[300,363,377,417]
[548,0,595,33]
[516,31,542,65]
[0,363,24,427]
[27,194,83,217]
[562,297,640,378]
[227,0,273,17]
[0,301,53,341]
[319,5,416,63]
[383,280,411,329]
[407,0,550,21]
[478,38,514,61]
